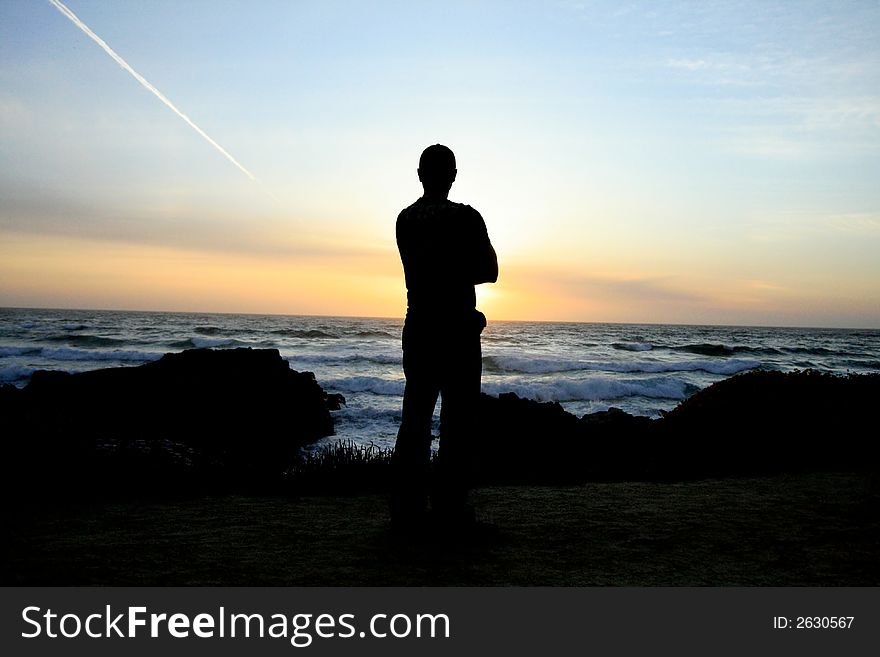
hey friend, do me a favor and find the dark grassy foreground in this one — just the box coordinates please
[5,473,878,586]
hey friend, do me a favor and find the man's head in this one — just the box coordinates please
[418,144,457,197]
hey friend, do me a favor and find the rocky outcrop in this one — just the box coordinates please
[1,348,337,493]
[2,355,877,495]
[654,369,880,477]
[472,370,880,483]
[473,392,655,483]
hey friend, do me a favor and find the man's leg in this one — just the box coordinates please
[432,331,482,520]
[391,343,440,527]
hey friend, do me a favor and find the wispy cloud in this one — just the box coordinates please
[540,270,709,307]
[0,97,32,130]
[695,95,880,160]
[0,190,379,263]
[743,210,880,243]
[666,58,710,72]
[825,213,880,236]
[663,55,760,88]
[747,279,789,293]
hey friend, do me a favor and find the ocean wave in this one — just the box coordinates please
[0,346,41,358]
[168,337,248,349]
[61,323,88,331]
[271,329,338,339]
[38,347,163,362]
[665,359,760,375]
[0,365,36,384]
[672,343,782,357]
[673,343,736,356]
[481,333,517,343]
[482,355,586,374]
[483,354,759,376]
[613,342,653,352]
[781,346,836,356]
[285,353,401,367]
[320,373,697,403]
[482,376,697,402]
[331,406,403,434]
[322,376,406,396]
[194,326,224,335]
[613,358,759,376]
[354,330,396,339]
[46,334,127,347]
[333,405,401,421]
[841,359,880,371]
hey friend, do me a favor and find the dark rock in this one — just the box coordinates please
[473,391,578,482]
[471,370,879,483]
[2,348,336,493]
[325,392,347,411]
[473,392,654,483]
[5,356,878,495]
[655,369,880,477]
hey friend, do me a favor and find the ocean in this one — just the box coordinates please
[2,307,879,451]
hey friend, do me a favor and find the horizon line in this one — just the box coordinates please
[1,304,877,332]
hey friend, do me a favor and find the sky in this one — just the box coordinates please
[1,0,879,328]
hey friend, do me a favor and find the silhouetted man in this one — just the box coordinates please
[392,144,498,531]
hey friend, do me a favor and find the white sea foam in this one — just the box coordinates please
[481,376,694,402]
[483,354,759,376]
[613,342,653,351]
[284,353,400,367]
[0,365,36,384]
[322,376,406,396]
[0,346,39,357]
[482,355,587,374]
[39,347,163,362]
[333,405,400,420]
[322,372,692,403]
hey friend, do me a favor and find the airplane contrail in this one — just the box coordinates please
[48,0,263,186]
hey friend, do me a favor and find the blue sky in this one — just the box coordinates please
[1,1,879,326]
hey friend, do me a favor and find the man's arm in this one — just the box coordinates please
[469,207,498,285]
[473,241,498,284]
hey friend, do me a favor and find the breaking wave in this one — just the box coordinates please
[481,376,698,402]
[482,355,759,376]
[613,342,653,352]
[271,329,338,339]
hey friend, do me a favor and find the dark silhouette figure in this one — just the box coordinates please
[392,144,498,531]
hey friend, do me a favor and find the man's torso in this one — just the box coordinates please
[396,197,488,319]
